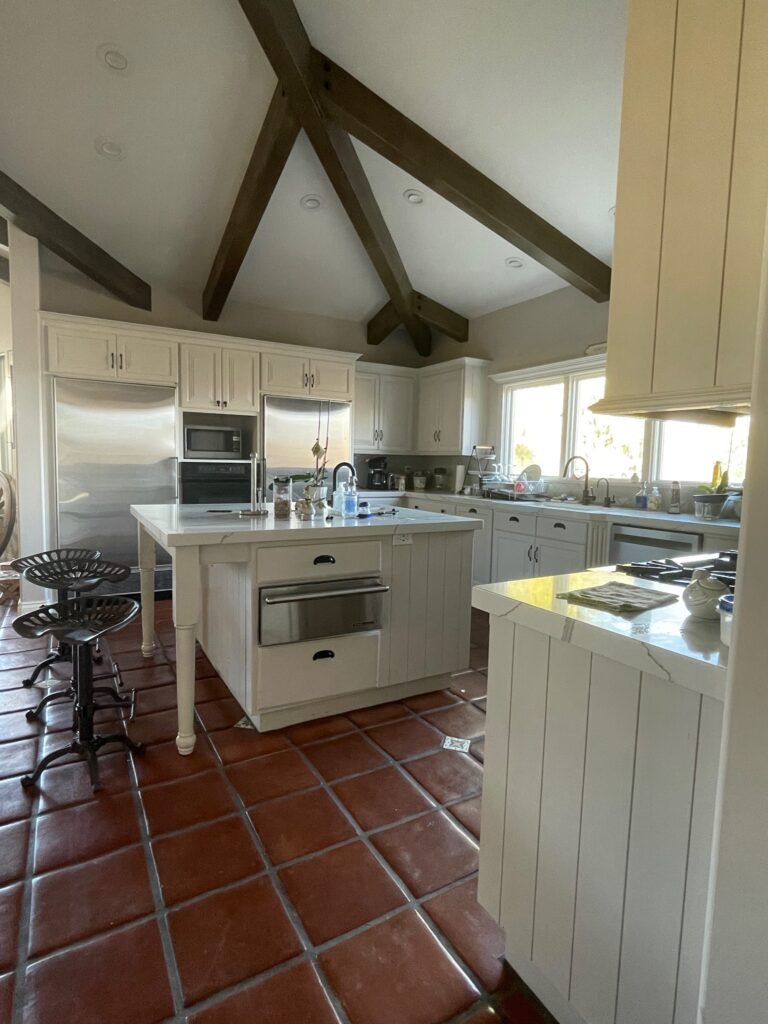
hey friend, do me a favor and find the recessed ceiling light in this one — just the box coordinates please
[505,257,524,269]
[94,136,125,161]
[300,194,323,211]
[403,188,424,205]
[97,43,129,72]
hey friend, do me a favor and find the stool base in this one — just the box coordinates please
[21,731,144,792]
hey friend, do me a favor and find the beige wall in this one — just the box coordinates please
[0,284,11,351]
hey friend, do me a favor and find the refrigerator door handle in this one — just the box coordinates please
[172,457,179,503]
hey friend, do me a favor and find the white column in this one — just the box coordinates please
[7,226,45,608]
[138,523,157,656]
[172,545,200,755]
[698,211,768,1021]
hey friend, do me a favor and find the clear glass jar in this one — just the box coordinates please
[273,477,292,519]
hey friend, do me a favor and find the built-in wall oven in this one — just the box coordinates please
[184,423,242,460]
[179,462,250,504]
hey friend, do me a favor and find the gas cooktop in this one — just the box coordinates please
[617,551,737,591]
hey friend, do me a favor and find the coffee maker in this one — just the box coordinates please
[366,456,388,490]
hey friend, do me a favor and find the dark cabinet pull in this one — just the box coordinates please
[110,352,115,369]
[468,507,477,513]
[554,522,566,530]
[118,353,124,370]
[534,546,539,562]
[313,554,336,565]
[311,373,315,388]
[527,544,533,561]
[313,650,335,660]
[508,515,519,523]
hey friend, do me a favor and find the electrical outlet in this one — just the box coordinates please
[393,532,413,546]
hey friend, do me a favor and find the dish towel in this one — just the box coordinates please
[557,582,679,614]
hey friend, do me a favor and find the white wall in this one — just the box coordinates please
[0,284,11,351]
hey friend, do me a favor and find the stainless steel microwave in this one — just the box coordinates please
[183,424,242,460]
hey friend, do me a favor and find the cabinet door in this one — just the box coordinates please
[353,373,379,451]
[46,327,116,379]
[262,352,309,397]
[117,335,178,384]
[378,375,415,453]
[492,531,535,583]
[535,539,586,578]
[417,375,441,452]
[435,369,464,452]
[180,345,221,409]
[310,359,353,400]
[458,506,493,584]
[222,348,260,412]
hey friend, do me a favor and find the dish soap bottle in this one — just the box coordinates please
[635,481,649,510]
[648,485,662,512]
[669,480,681,514]
[343,479,359,518]
[333,481,347,516]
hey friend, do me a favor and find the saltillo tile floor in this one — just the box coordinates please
[0,601,557,1024]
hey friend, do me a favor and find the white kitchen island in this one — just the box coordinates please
[132,503,481,753]
[473,570,728,1024]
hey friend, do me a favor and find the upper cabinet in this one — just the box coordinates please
[596,0,768,417]
[262,351,354,401]
[353,367,416,453]
[416,359,489,455]
[180,343,259,413]
[45,323,178,385]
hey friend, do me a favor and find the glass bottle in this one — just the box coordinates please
[273,477,292,519]
[635,481,648,510]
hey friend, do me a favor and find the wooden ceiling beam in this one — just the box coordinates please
[0,255,8,285]
[0,169,151,310]
[238,0,435,356]
[367,294,469,346]
[0,218,7,247]
[311,50,612,303]
[367,300,401,345]
[203,84,300,321]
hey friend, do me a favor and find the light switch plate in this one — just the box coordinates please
[392,533,413,545]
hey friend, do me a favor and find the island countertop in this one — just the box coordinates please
[131,502,482,548]
[473,569,728,700]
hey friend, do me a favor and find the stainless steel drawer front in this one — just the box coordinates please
[259,576,388,646]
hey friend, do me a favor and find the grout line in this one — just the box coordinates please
[10,747,42,1024]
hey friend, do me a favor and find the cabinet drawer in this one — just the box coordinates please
[536,517,588,545]
[256,631,380,709]
[256,541,382,583]
[492,509,537,536]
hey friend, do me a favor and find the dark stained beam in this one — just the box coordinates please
[368,295,469,345]
[203,84,300,320]
[0,218,7,247]
[0,169,151,309]
[0,256,8,285]
[238,0,432,356]
[311,51,612,303]
[367,300,401,345]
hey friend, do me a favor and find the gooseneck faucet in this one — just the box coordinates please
[562,455,595,505]
[595,477,615,507]
[332,462,356,491]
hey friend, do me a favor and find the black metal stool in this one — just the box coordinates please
[19,558,132,726]
[14,596,144,791]
[11,548,102,687]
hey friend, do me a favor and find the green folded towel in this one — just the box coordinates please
[557,582,679,614]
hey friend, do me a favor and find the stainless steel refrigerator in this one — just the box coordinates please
[53,379,177,588]
[261,396,351,501]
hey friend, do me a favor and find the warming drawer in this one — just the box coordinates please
[259,576,388,646]
[256,632,381,708]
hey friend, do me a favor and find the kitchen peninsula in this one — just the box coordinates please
[132,503,481,752]
[473,570,726,1024]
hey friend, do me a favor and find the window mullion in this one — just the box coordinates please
[562,375,574,471]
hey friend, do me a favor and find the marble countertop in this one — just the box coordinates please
[473,570,728,700]
[131,503,481,549]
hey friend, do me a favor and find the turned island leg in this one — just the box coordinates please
[138,525,157,657]
[172,546,201,755]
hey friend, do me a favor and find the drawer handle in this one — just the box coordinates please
[468,507,477,513]
[313,650,335,660]
[508,515,519,523]
[527,544,533,561]
[314,554,336,565]
[554,522,566,530]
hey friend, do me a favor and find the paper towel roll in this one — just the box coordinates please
[454,465,466,493]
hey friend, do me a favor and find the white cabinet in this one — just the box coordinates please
[46,325,178,384]
[180,344,259,412]
[456,505,493,585]
[263,351,354,400]
[417,359,489,455]
[535,538,587,577]
[493,532,535,582]
[354,369,416,453]
[492,509,587,582]
[408,497,456,514]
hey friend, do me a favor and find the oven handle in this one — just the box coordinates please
[263,584,390,605]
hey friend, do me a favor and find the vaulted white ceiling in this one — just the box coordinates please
[0,0,627,321]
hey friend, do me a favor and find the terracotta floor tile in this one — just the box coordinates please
[346,701,410,727]
[23,919,174,1024]
[249,787,354,864]
[449,796,482,838]
[36,753,132,814]
[0,884,22,970]
[424,879,506,991]
[208,725,290,765]
[449,671,489,701]
[141,770,237,836]
[39,697,122,734]
[0,775,34,824]
[0,668,41,690]
[473,697,487,712]
[464,1009,502,1023]
[471,738,486,763]
[0,972,14,1022]
[333,766,432,831]
[133,737,217,787]
[284,714,356,746]
[281,840,405,944]
[226,749,317,805]
[319,909,478,1024]
[0,651,42,670]
[403,689,462,713]
[0,687,41,715]
[371,812,478,897]
[195,675,231,703]
[132,682,178,717]
[118,664,176,690]
[29,845,154,957]
[469,648,489,671]
[0,636,46,653]
[196,696,245,732]
[153,816,263,905]
[405,750,483,804]
[187,960,339,1024]
[499,989,553,1024]
[424,703,487,740]
[366,718,443,760]
[0,736,37,779]
[125,707,192,747]
[169,876,302,1005]
[110,648,168,672]
[303,733,387,781]
[0,820,30,885]
[34,792,140,874]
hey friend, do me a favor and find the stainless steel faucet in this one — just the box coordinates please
[332,462,356,491]
[562,455,595,505]
[595,477,615,507]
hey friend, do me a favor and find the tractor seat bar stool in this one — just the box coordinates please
[13,595,144,791]
[10,547,102,687]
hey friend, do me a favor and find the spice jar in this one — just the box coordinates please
[273,477,292,519]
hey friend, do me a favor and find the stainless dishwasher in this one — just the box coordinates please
[609,524,702,563]
[259,577,389,646]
